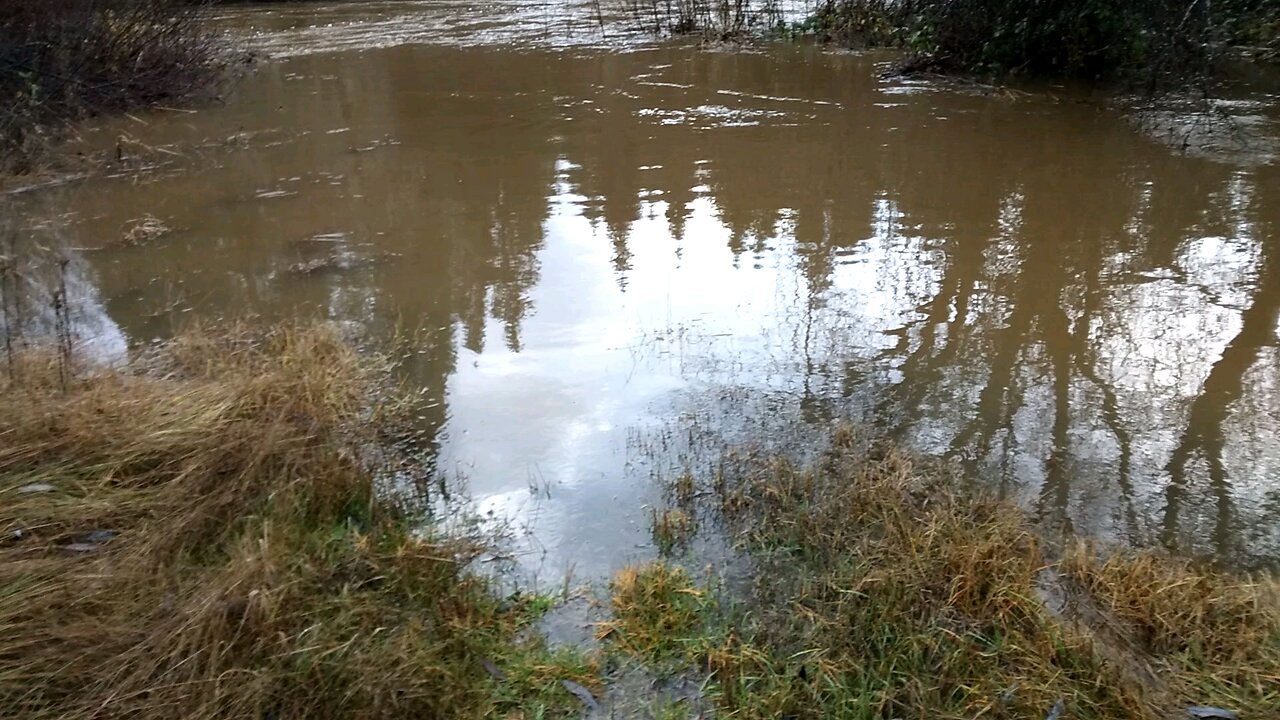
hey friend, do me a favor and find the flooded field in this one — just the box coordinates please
[6,0,1280,578]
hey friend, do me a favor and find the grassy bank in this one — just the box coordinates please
[0,324,595,719]
[1,313,1274,720]
[605,428,1280,719]
[0,0,227,173]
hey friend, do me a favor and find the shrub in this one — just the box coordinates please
[0,0,224,172]
[812,0,1221,82]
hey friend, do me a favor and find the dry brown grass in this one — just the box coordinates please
[1060,545,1280,712]
[0,323,595,719]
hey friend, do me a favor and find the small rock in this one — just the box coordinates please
[17,483,56,494]
[480,657,506,681]
[561,679,600,712]
[60,530,117,553]
[1186,707,1238,720]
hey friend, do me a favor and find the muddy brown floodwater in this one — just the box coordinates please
[5,1,1280,579]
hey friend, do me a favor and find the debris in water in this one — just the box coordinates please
[303,232,349,243]
[286,252,400,276]
[350,136,401,153]
[120,215,171,246]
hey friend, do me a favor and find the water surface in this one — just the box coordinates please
[7,1,1280,576]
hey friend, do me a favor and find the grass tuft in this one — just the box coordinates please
[597,562,706,661]
[0,323,594,719]
[651,507,696,554]
[1060,544,1280,712]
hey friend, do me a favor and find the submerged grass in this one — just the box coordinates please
[0,323,595,719]
[616,427,1280,719]
[651,507,696,554]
